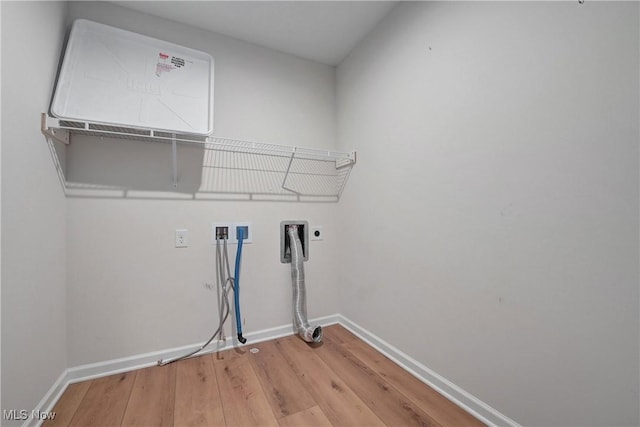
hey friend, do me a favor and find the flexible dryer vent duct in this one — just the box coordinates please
[288,225,322,343]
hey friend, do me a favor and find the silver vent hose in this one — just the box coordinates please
[288,225,323,343]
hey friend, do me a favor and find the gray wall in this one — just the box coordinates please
[1,1,68,424]
[3,2,639,426]
[336,2,639,426]
[64,2,342,366]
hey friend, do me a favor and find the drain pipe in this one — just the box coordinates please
[288,225,323,343]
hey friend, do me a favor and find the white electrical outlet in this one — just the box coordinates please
[175,229,188,248]
[311,225,323,241]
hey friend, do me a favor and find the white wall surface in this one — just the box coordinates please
[336,2,639,426]
[1,1,68,423]
[64,2,340,366]
[3,2,637,425]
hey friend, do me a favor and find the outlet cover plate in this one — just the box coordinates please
[311,225,323,241]
[175,229,188,248]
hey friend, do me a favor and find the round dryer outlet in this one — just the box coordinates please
[311,226,323,241]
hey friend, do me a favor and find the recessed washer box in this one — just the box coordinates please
[51,19,214,135]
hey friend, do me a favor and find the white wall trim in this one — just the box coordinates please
[336,315,520,427]
[30,314,517,427]
[27,314,340,427]
[66,314,337,385]
[22,370,68,427]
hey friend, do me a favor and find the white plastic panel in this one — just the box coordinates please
[51,19,214,135]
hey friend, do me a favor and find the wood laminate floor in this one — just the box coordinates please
[44,325,485,427]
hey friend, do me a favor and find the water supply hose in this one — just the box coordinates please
[234,227,247,344]
[157,236,233,366]
[158,228,249,366]
[288,225,322,343]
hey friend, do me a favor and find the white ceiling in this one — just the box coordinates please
[110,1,397,66]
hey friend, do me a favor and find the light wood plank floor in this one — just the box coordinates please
[44,325,485,427]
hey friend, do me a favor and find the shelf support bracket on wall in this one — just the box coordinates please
[40,113,69,145]
[336,151,356,169]
[171,133,178,189]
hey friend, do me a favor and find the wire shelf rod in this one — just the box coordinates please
[44,114,355,163]
[41,113,356,199]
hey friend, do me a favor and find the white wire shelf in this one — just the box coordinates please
[41,114,356,201]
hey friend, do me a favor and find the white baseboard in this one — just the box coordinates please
[30,313,517,427]
[28,314,339,427]
[336,315,520,427]
[22,370,68,427]
[65,313,339,385]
